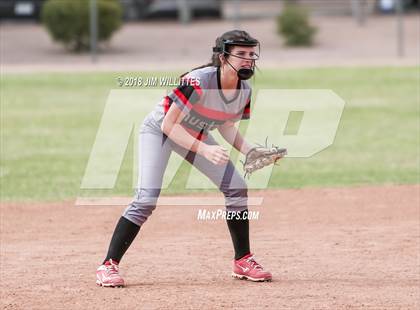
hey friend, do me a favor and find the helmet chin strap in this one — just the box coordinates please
[224,57,255,80]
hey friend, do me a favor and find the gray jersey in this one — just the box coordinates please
[150,66,251,140]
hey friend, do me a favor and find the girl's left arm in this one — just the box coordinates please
[217,121,253,155]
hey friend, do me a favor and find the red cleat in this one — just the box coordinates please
[96,259,125,287]
[232,253,272,282]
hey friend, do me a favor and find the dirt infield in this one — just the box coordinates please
[1,185,419,309]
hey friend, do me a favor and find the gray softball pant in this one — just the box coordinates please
[122,114,248,227]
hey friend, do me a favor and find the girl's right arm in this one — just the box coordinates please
[161,104,229,165]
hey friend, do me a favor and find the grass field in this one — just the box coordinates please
[1,67,419,202]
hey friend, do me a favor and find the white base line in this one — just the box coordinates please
[75,196,264,207]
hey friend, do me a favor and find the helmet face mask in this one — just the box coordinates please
[213,39,260,61]
[212,33,260,80]
[219,39,260,80]
[221,39,260,61]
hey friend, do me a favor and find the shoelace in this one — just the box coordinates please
[105,264,120,277]
[245,256,263,270]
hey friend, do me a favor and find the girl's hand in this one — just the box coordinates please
[201,144,229,165]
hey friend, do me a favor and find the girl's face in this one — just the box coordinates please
[221,45,258,76]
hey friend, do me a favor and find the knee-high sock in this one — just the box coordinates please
[103,216,140,264]
[226,210,250,260]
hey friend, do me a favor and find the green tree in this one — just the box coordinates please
[277,5,317,46]
[42,0,122,52]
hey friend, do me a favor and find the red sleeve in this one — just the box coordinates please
[168,84,202,114]
[241,95,251,120]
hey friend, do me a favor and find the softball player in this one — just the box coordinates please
[96,30,273,287]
